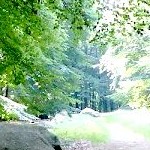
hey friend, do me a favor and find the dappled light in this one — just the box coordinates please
[0,0,150,149]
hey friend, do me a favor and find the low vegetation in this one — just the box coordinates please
[104,109,150,139]
[0,104,19,121]
[53,114,109,143]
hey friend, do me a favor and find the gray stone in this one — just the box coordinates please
[80,108,100,117]
[0,123,62,150]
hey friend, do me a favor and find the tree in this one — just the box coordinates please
[0,0,102,115]
[93,0,150,109]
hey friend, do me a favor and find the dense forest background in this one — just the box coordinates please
[0,0,150,116]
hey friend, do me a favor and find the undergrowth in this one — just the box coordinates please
[0,104,19,121]
[52,114,109,143]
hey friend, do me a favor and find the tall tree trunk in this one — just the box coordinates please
[2,85,9,97]
[76,102,79,108]
[84,97,88,108]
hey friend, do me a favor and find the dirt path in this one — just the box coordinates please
[62,122,150,150]
[92,123,150,150]
[35,109,150,150]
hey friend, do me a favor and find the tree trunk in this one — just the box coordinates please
[2,85,9,97]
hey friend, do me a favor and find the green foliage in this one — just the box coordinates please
[103,34,150,108]
[128,79,150,108]
[98,0,150,108]
[0,104,19,121]
[1,0,150,114]
[0,0,95,114]
[90,0,150,46]
[106,91,129,106]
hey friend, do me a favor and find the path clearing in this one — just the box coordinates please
[64,122,150,150]
[61,110,150,150]
[94,122,150,150]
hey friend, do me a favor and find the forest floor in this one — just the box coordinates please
[58,109,150,150]
[1,95,150,150]
[61,123,150,150]
[92,123,150,150]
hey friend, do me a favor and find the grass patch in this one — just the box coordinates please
[52,114,109,143]
[104,110,150,140]
[134,125,150,139]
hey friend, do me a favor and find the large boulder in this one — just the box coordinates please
[80,108,100,117]
[49,110,72,127]
[52,110,70,123]
[0,123,62,150]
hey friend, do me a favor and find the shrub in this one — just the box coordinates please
[0,104,19,121]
